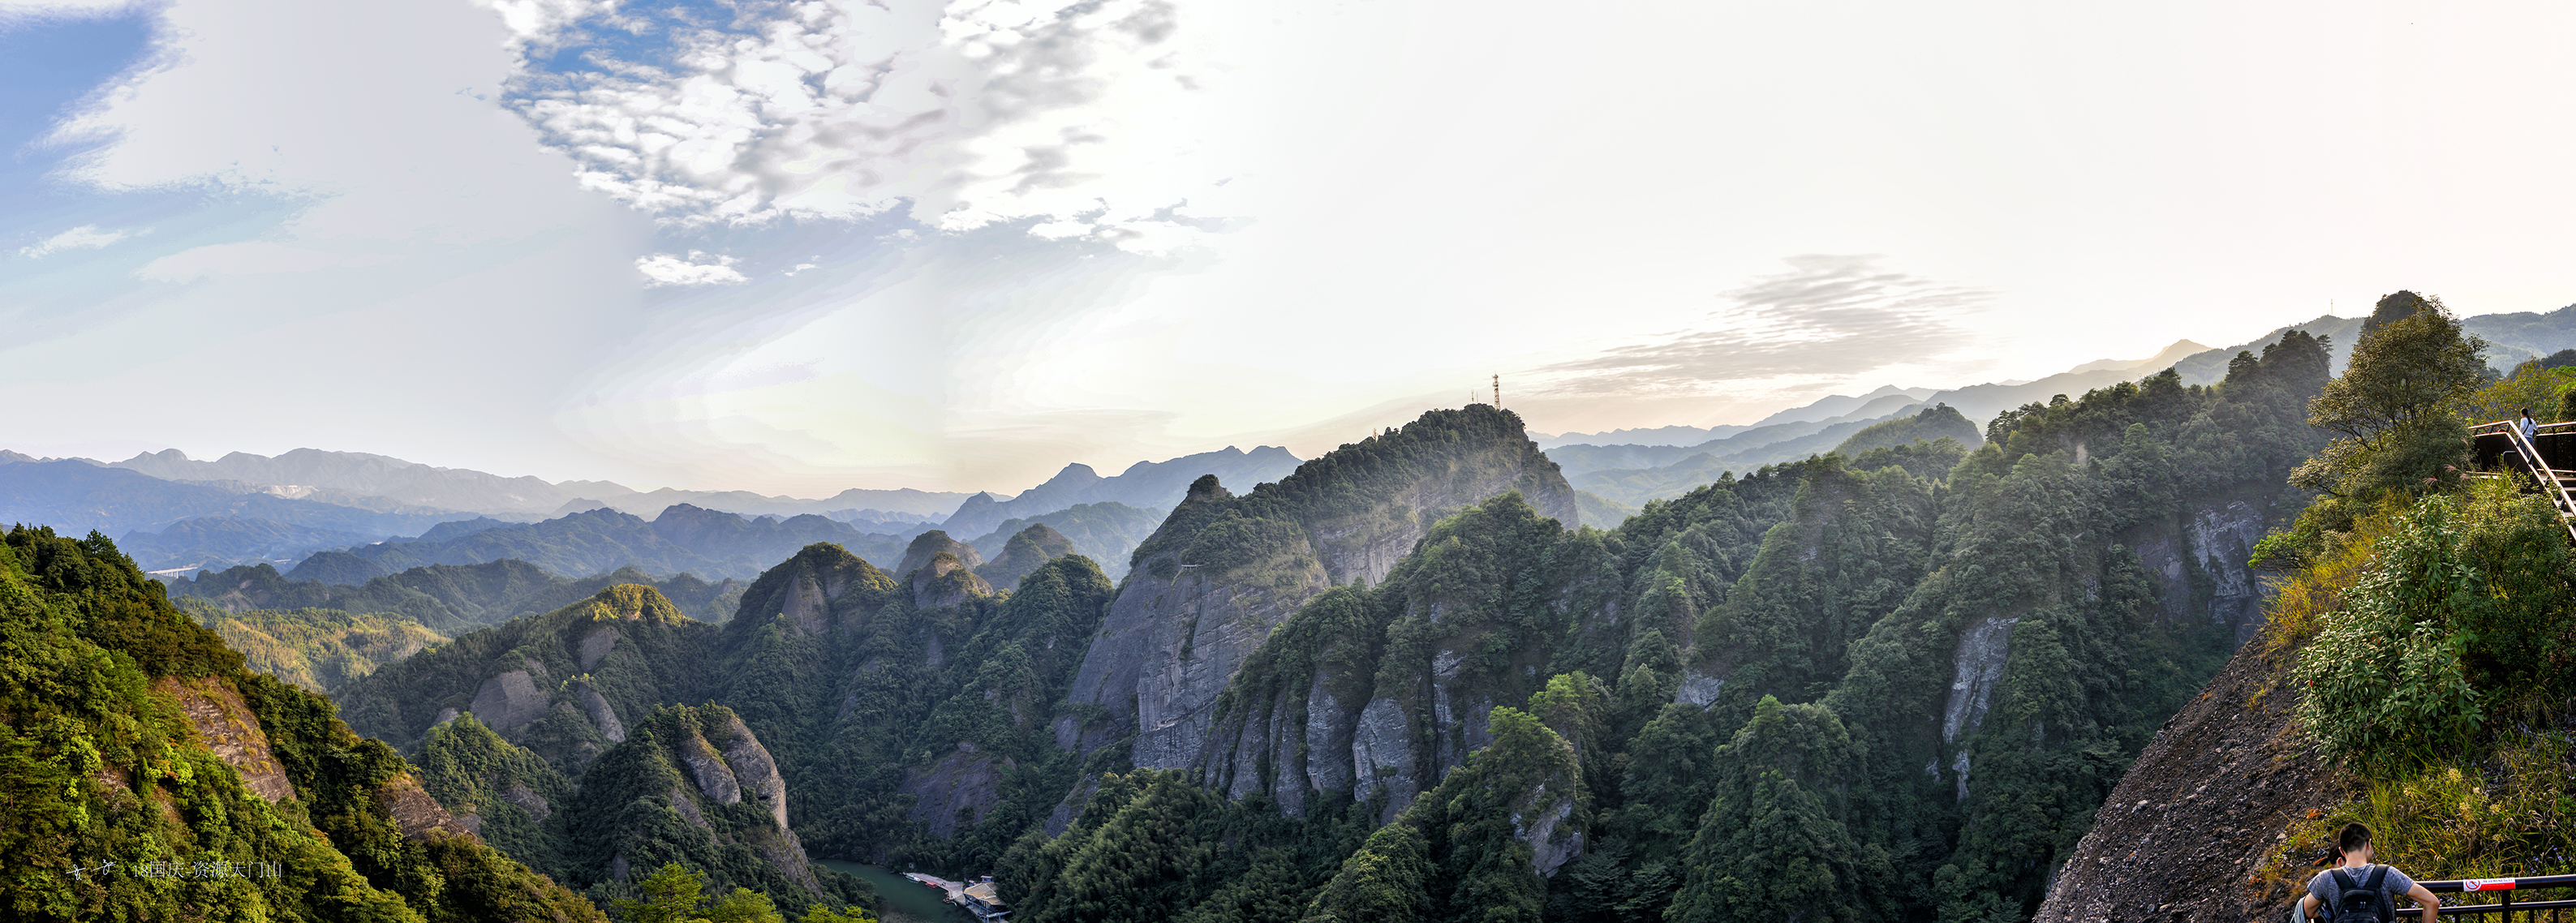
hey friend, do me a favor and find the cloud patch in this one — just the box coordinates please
[636,250,749,286]
[488,0,1227,253]
[1542,255,1989,396]
[20,225,140,258]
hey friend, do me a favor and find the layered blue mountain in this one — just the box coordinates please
[937,444,1302,539]
[313,504,914,581]
[108,446,971,520]
[0,455,463,556]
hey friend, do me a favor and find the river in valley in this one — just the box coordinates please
[813,860,974,923]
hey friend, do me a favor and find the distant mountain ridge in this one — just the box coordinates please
[312,504,915,582]
[1546,393,1928,479]
[107,446,973,520]
[169,556,743,632]
[1530,384,1936,449]
[0,457,466,549]
[937,444,1302,539]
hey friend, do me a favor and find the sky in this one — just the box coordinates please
[3,0,2574,496]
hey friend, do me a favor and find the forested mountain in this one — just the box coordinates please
[963,500,1163,580]
[986,332,2331,923]
[314,504,912,581]
[116,514,382,572]
[1065,406,1582,771]
[285,363,2333,922]
[939,445,1303,539]
[1830,403,1981,457]
[1544,396,1923,479]
[168,557,744,631]
[1563,404,1976,507]
[319,406,1572,908]
[0,525,609,921]
[196,606,450,693]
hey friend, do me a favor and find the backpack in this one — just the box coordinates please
[2330,865,2393,923]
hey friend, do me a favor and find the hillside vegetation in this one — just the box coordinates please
[0,525,605,921]
[194,604,449,692]
[169,557,744,632]
[2044,295,2576,922]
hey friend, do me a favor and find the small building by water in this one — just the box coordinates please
[958,876,1008,921]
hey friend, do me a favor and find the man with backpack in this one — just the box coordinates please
[2298,822,2438,923]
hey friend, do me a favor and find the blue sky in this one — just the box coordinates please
[5,1,2575,496]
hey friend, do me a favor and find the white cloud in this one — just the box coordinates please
[635,251,749,286]
[0,0,144,18]
[133,242,347,281]
[19,225,140,258]
[492,0,1229,253]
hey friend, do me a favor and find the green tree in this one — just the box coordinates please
[1298,823,1434,923]
[618,864,709,923]
[2294,296,2488,497]
[1664,697,1888,923]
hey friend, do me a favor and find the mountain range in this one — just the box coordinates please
[282,342,2328,922]
[936,445,1304,539]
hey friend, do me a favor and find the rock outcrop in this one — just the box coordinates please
[160,676,297,802]
[1066,406,1582,810]
[909,552,993,609]
[897,530,985,577]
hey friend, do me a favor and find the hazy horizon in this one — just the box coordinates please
[6,1,2573,495]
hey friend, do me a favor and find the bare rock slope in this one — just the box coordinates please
[1064,405,1580,772]
[2037,631,2333,923]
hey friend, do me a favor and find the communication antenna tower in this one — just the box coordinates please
[1492,375,1501,409]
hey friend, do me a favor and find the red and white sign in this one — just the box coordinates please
[2462,878,2517,892]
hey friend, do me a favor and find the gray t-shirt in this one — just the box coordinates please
[2308,864,2419,914]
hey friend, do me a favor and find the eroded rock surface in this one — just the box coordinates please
[1066,406,1580,796]
[469,670,548,732]
[159,676,295,802]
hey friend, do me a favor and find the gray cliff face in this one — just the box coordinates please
[1348,697,1415,815]
[578,682,627,743]
[665,709,818,893]
[1064,406,1580,791]
[1520,789,1583,878]
[1941,614,2019,746]
[1090,552,1332,768]
[707,712,791,831]
[2131,494,2277,642]
[469,670,548,732]
[899,747,1011,838]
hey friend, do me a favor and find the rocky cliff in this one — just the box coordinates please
[333,583,727,770]
[1062,405,1581,775]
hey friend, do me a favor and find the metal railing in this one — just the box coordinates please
[2398,874,2576,921]
[2469,419,2576,541]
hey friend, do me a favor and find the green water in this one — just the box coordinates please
[814,860,973,923]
